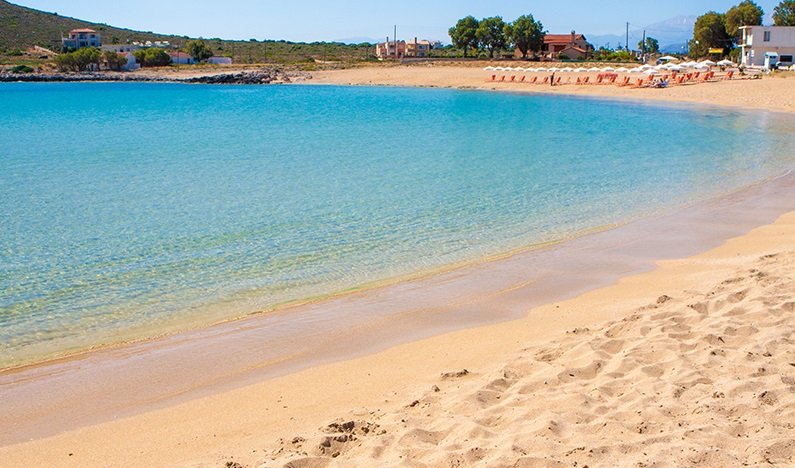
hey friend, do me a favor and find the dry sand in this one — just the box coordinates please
[1,64,794,468]
[309,63,795,114]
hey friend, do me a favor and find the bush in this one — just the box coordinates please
[54,47,101,72]
[558,53,570,60]
[102,50,128,71]
[10,65,34,73]
[133,48,171,67]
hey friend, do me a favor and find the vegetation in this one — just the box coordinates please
[774,0,795,25]
[10,64,33,73]
[689,12,732,57]
[638,37,660,54]
[448,16,479,58]
[0,0,374,65]
[725,1,764,38]
[506,14,545,59]
[133,48,171,67]
[184,39,213,62]
[102,50,127,71]
[475,17,508,59]
[54,47,101,71]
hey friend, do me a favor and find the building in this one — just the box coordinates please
[102,44,141,54]
[405,38,432,58]
[376,40,406,59]
[208,56,233,65]
[120,52,140,71]
[516,31,592,60]
[62,29,101,50]
[169,51,195,65]
[739,26,795,68]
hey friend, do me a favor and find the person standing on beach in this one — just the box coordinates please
[551,72,555,86]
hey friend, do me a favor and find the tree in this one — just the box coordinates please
[725,1,764,38]
[638,37,660,54]
[102,50,127,71]
[448,16,480,57]
[773,0,795,25]
[506,14,545,59]
[689,12,731,57]
[185,39,213,62]
[54,47,102,72]
[475,16,508,59]
[133,48,171,67]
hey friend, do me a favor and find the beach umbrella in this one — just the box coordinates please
[667,65,682,71]
[561,67,573,72]
[574,67,587,72]
[494,67,505,71]
[717,59,735,66]
[627,68,640,73]
[602,66,615,72]
[700,60,717,66]
[659,55,679,62]
[615,67,628,72]
[639,64,653,70]
[484,66,495,71]
[524,67,537,72]
[587,67,601,72]
[548,67,559,72]
[536,67,547,72]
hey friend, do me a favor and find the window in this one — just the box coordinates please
[763,31,771,42]
[780,55,793,63]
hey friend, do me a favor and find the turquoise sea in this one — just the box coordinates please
[1,82,794,368]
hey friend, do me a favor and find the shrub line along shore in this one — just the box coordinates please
[0,66,794,467]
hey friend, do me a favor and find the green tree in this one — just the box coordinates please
[773,0,795,25]
[102,50,127,71]
[185,39,213,62]
[475,16,508,59]
[689,12,731,57]
[54,47,102,72]
[448,16,480,57]
[725,1,764,38]
[638,37,660,54]
[133,48,171,67]
[506,14,545,59]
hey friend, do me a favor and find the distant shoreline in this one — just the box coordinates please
[0,67,309,84]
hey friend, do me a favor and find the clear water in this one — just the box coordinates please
[1,82,794,368]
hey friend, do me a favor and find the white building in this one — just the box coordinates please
[62,29,101,49]
[102,44,141,54]
[739,26,795,68]
[169,52,195,65]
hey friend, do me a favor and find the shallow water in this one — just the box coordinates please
[1,82,794,368]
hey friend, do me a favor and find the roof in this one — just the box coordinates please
[561,45,587,54]
[70,28,97,33]
[544,33,586,44]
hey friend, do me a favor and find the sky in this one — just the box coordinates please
[12,0,782,43]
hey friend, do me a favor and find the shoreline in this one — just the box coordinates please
[1,66,794,465]
[2,165,795,448]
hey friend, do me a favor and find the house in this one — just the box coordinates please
[516,31,591,59]
[739,26,795,68]
[120,52,140,71]
[208,56,233,65]
[376,40,406,59]
[102,44,141,54]
[169,52,195,65]
[405,38,433,58]
[62,29,101,50]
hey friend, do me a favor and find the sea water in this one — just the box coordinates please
[1,82,794,368]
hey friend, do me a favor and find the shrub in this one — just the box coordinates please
[10,65,34,73]
[558,53,570,60]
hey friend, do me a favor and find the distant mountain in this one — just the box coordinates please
[587,16,696,52]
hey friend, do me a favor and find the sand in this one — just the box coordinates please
[1,64,794,467]
[309,63,795,114]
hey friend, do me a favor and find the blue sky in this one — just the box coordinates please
[13,0,781,42]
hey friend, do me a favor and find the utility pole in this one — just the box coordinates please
[641,30,646,63]
[626,22,629,52]
[394,25,397,59]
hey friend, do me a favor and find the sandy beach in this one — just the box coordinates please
[1,65,794,467]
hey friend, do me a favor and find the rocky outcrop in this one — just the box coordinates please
[0,68,311,84]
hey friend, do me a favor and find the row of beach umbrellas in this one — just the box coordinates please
[484,60,736,74]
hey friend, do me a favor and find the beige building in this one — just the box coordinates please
[739,26,795,68]
[405,38,432,57]
[376,40,407,59]
[62,29,101,50]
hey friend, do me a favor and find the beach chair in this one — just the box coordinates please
[541,76,549,84]
[519,76,526,82]
[499,75,506,82]
[676,76,686,85]
[576,77,582,84]
[693,72,700,80]
[595,75,604,85]
[510,75,516,82]
[555,76,562,85]
[583,76,590,84]
[491,75,496,81]
[725,71,734,80]
[530,76,538,84]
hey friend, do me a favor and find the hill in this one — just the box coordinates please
[587,16,695,54]
[0,0,374,64]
